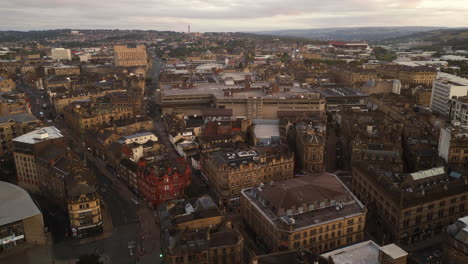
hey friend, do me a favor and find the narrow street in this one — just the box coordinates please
[86,153,163,264]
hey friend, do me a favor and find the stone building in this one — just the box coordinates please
[438,124,468,170]
[0,94,30,117]
[352,163,467,246]
[114,45,147,67]
[201,146,294,206]
[443,216,468,264]
[0,113,41,158]
[162,196,243,264]
[12,126,65,193]
[331,67,378,87]
[51,88,127,114]
[240,173,367,254]
[294,121,326,172]
[338,111,404,172]
[449,96,468,124]
[402,117,444,172]
[376,65,436,87]
[51,48,71,61]
[43,64,80,76]
[160,82,325,120]
[63,101,133,134]
[0,76,15,92]
[67,177,103,238]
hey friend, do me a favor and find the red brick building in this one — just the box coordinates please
[137,158,191,206]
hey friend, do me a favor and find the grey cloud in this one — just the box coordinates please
[0,0,466,31]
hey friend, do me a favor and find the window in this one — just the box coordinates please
[415,216,422,224]
[427,213,433,222]
[438,209,444,218]
[347,219,354,225]
[403,219,410,227]
[449,206,455,214]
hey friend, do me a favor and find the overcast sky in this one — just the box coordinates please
[1,0,467,31]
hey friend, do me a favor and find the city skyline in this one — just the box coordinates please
[1,0,467,31]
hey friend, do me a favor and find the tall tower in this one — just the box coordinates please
[188,25,190,34]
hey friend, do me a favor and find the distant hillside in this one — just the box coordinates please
[381,28,468,49]
[254,27,446,42]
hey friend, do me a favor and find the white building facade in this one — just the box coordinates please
[430,73,468,116]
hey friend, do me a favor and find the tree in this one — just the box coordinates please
[373,47,397,62]
[279,52,290,64]
[76,254,102,264]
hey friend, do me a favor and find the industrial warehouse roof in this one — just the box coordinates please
[0,181,42,226]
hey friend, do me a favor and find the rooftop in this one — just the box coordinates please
[243,173,366,229]
[320,87,366,97]
[122,132,155,140]
[0,113,39,125]
[255,248,316,264]
[380,243,408,259]
[169,227,241,255]
[320,240,380,264]
[162,82,321,100]
[447,216,468,245]
[0,181,42,226]
[253,120,280,140]
[12,126,63,144]
[410,167,445,181]
[436,72,468,86]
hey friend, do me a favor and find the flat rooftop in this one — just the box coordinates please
[320,240,380,264]
[437,72,468,86]
[13,126,63,144]
[253,120,280,139]
[321,87,366,97]
[162,82,321,100]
